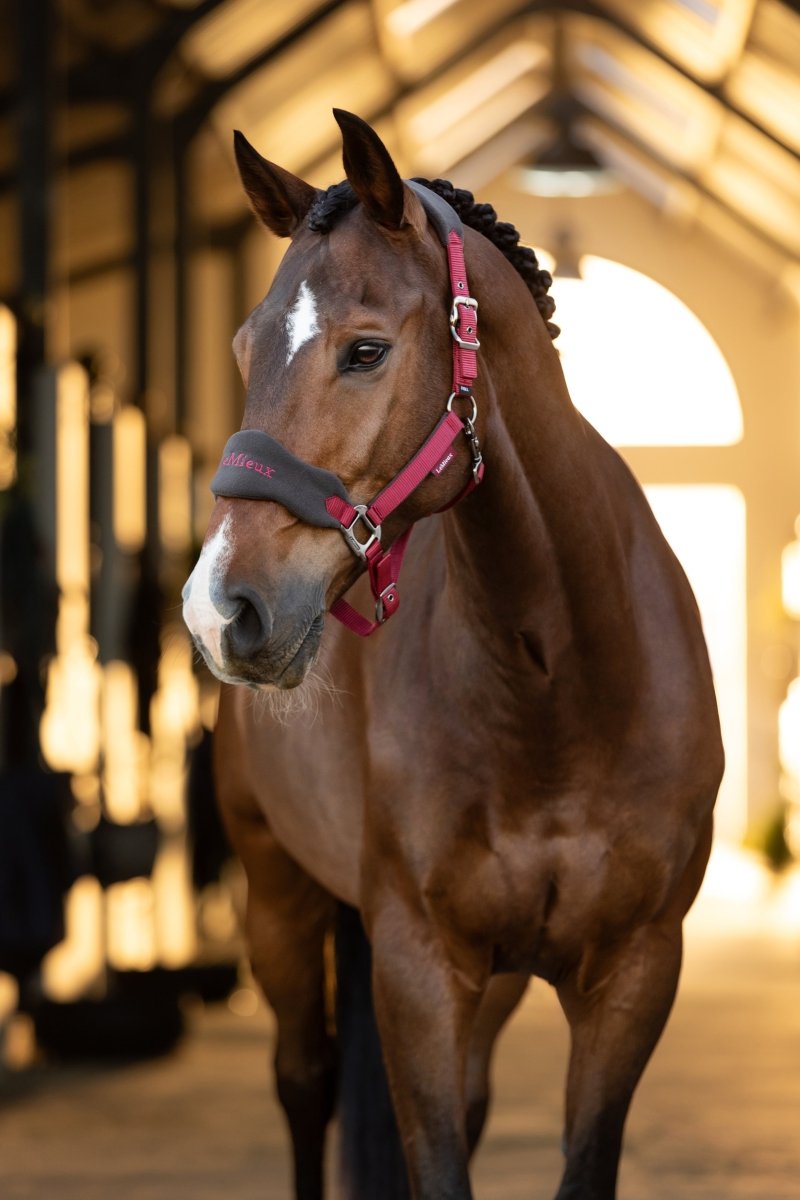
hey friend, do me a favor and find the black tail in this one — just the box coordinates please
[335,903,410,1200]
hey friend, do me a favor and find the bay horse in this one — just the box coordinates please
[182,109,723,1200]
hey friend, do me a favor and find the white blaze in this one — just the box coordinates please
[182,515,235,668]
[285,280,319,364]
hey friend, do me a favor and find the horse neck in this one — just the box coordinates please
[440,248,636,686]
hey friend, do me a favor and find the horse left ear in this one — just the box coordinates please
[233,130,318,238]
[333,108,423,234]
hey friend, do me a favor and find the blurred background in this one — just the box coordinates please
[0,0,799,1191]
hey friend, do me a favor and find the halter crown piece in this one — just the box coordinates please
[210,181,483,637]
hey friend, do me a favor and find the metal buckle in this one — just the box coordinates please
[449,296,480,350]
[375,581,397,624]
[341,504,382,561]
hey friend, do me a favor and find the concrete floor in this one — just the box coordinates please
[1,869,799,1200]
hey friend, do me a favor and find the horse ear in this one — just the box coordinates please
[333,108,422,233]
[233,130,318,238]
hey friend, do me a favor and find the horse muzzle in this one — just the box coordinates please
[182,565,325,690]
[228,604,324,689]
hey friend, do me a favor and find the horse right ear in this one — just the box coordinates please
[233,130,318,238]
[333,108,426,236]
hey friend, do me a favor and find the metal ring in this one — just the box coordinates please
[447,392,478,425]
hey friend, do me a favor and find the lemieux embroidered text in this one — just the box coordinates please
[221,451,276,478]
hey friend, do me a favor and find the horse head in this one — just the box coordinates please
[183,110,484,689]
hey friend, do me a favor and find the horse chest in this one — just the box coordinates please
[239,711,366,907]
[388,784,676,982]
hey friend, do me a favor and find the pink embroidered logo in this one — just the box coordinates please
[222,451,276,479]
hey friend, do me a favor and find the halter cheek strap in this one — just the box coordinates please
[210,181,483,638]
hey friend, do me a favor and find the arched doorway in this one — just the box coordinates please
[551,257,747,842]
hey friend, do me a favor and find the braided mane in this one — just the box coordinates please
[307,178,559,340]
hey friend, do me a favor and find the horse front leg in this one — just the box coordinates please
[553,818,712,1200]
[367,891,489,1200]
[465,972,529,1155]
[554,917,683,1200]
[224,799,337,1200]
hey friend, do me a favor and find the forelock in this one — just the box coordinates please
[307,181,358,233]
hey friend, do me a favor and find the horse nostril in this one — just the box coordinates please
[225,589,273,660]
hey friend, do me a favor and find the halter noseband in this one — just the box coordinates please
[210,182,483,638]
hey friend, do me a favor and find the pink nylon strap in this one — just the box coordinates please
[325,411,464,532]
[371,409,464,522]
[324,414,466,635]
[435,456,485,512]
[328,227,481,637]
[447,231,479,394]
[329,528,412,636]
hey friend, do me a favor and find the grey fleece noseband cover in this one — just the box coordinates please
[210,430,349,529]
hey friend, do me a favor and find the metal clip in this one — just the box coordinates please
[464,418,484,485]
[449,296,480,350]
[341,504,382,561]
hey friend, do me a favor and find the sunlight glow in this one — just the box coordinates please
[107,879,157,972]
[0,973,18,1025]
[781,526,800,620]
[149,625,200,830]
[102,661,147,823]
[159,435,193,554]
[113,405,147,553]
[689,843,800,942]
[56,363,90,591]
[646,485,748,843]
[40,366,101,774]
[42,876,104,1001]
[42,463,100,791]
[779,677,800,785]
[152,838,198,967]
[552,257,743,446]
[551,257,747,845]
[0,306,16,489]
[386,0,460,38]
[39,623,101,774]
[408,43,547,144]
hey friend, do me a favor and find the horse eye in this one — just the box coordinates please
[347,341,388,370]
